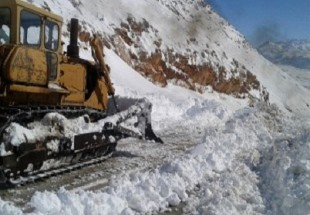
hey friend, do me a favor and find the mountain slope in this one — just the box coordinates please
[279,65,310,90]
[27,0,310,116]
[258,40,310,69]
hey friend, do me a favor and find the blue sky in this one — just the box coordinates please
[207,0,310,46]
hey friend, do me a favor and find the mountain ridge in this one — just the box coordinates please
[258,39,310,69]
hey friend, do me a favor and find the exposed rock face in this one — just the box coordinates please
[70,0,264,100]
[108,16,260,98]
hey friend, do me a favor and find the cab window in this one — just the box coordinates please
[45,20,59,50]
[20,10,41,47]
[0,8,11,44]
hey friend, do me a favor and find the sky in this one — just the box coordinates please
[207,0,310,47]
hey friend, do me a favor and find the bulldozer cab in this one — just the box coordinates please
[0,0,110,110]
[0,0,62,49]
[0,0,62,86]
[0,0,70,105]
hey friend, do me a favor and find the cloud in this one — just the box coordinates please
[249,23,287,47]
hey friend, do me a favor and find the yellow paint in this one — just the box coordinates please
[0,0,112,112]
[59,61,86,104]
[6,47,47,85]
[85,79,109,110]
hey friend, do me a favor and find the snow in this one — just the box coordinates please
[1,42,310,215]
[105,47,243,129]
[1,114,91,151]
[279,65,310,90]
[258,123,310,215]
[0,0,310,214]
[1,102,309,215]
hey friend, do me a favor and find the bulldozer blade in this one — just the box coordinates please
[106,97,163,143]
[145,123,163,143]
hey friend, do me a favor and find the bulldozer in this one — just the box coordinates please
[0,0,161,185]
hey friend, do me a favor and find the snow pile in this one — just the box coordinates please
[0,200,22,215]
[1,113,91,152]
[182,104,277,214]
[2,123,37,147]
[30,190,128,215]
[2,103,307,215]
[259,120,310,215]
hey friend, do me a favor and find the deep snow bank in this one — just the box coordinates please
[0,103,262,215]
[258,118,310,215]
[0,85,310,215]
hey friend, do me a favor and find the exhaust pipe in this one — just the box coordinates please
[67,18,79,58]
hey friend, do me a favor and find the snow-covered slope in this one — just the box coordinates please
[279,65,310,90]
[24,0,310,117]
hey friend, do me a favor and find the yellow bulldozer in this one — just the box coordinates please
[0,0,161,185]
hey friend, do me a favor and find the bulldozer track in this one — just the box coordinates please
[0,105,107,139]
[7,151,113,186]
[0,105,113,187]
[0,99,161,187]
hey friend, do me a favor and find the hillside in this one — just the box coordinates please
[279,65,310,90]
[27,0,310,116]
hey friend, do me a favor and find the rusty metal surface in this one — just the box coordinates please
[7,47,47,85]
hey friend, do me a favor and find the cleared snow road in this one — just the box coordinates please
[0,127,202,213]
